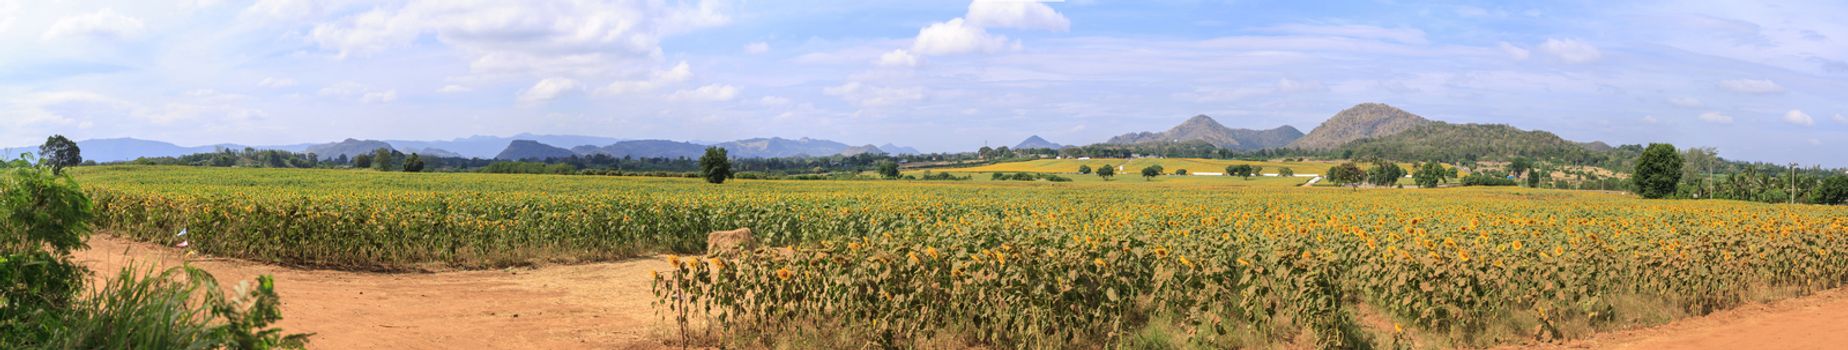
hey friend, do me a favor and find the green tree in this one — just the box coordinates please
[1329,162,1366,189]
[1366,161,1405,186]
[1277,167,1295,177]
[1526,168,1547,188]
[1815,176,1848,205]
[876,160,900,179]
[1097,164,1115,181]
[1078,165,1092,175]
[699,147,733,184]
[1251,166,1264,177]
[402,153,425,173]
[1631,143,1683,199]
[1173,168,1188,176]
[1,158,94,343]
[1413,162,1448,188]
[38,135,82,175]
[370,148,397,172]
[352,154,372,169]
[1509,157,1534,179]
[1140,164,1164,181]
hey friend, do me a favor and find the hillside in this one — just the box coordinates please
[61,138,234,162]
[839,145,887,156]
[573,140,708,159]
[306,139,395,159]
[713,137,852,158]
[494,140,577,160]
[389,133,625,159]
[1107,115,1301,150]
[1339,123,1625,165]
[879,143,921,155]
[1288,103,1434,150]
[1014,135,1067,150]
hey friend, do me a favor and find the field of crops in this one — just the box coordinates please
[936,157,1430,177]
[74,165,1848,348]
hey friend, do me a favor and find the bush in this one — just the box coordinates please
[1631,143,1683,199]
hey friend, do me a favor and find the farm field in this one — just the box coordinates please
[934,157,1434,177]
[73,165,1848,348]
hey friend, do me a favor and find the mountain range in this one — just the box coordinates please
[15,102,1624,164]
[1105,115,1303,150]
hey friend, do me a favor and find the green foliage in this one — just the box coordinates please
[1172,168,1188,176]
[1278,167,1295,177]
[1140,164,1164,180]
[1509,157,1535,179]
[1097,164,1115,181]
[699,147,733,184]
[1460,171,1517,186]
[1328,163,1365,187]
[1817,176,1848,205]
[1225,164,1255,179]
[1078,165,1092,175]
[54,266,311,350]
[876,160,900,179]
[1632,143,1683,199]
[1412,162,1451,188]
[352,154,372,169]
[479,162,577,175]
[1366,161,1406,187]
[1526,168,1548,188]
[402,154,425,173]
[39,135,83,175]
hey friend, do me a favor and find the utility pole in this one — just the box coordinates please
[1789,162,1798,204]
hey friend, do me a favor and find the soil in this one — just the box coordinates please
[74,234,1848,350]
[73,234,677,350]
[1508,287,1848,350]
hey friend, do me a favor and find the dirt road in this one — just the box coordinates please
[74,234,1848,349]
[1515,286,1848,350]
[74,234,675,350]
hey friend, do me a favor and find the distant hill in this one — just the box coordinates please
[53,138,235,162]
[399,147,461,158]
[713,137,854,158]
[1339,122,1619,164]
[1107,115,1301,150]
[1014,135,1067,150]
[495,140,578,160]
[879,143,921,155]
[1288,103,1434,150]
[840,144,887,156]
[389,133,625,159]
[306,139,395,159]
[573,140,708,159]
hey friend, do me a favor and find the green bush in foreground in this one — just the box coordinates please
[1,157,308,349]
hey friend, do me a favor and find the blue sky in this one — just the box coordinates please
[3,0,1846,165]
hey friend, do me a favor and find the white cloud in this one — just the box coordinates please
[667,84,738,102]
[42,8,146,41]
[307,0,730,78]
[1698,111,1733,124]
[1276,78,1327,93]
[744,41,769,54]
[759,96,790,106]
[876,49,920,67]
[319,82,397,103]
[1642,115,1659,124]
[517,78,580,104]
[258,77,298,88]
[1719,79,1785,94]
[911,18,1012,55]
[1668,96,1703,108]
[1263,24,1428,45]
[601,61,693,95]
[1783,109,1815,126]
[1497,42,1530,60]
[1836,113,1847,124]
[1539,38,1602,63]
[437,84,471,93]
[824,81,924,107]
[966,0,1070,31]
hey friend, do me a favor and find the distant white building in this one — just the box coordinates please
[1077,157,1090,160]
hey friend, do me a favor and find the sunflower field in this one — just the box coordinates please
[73,165,1848,348]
